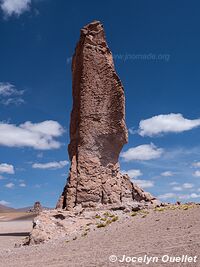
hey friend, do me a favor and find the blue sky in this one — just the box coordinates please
[1,0,200,208]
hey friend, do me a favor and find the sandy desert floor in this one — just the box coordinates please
[0,206,200,267]
[0,212,34,251]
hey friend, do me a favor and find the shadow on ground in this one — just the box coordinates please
[0,232,29,237]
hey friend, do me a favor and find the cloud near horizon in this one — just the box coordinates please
[121,169,142,178]
[0,0,31,17]
[32,160,69,170]
[120,143,163,161]
[158,192,200,200]
[138,113,200,137]
[0,120,64,150]
[0,200,10,206]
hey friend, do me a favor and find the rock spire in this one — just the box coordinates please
[57,21,156,210]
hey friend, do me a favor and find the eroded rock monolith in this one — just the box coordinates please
[57,21,157,211]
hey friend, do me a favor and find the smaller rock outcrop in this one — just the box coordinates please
[31,201,42,214]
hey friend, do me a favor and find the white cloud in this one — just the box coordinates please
[190,193,200,198]
[19,182,26,187]
[37,152,43,158]
[133,179,154,188]
[169,181,179,186]
[0,120,64,150]
[34,184,41,189]
[32,160,69,170]
[193,170,200,177]
[138,113,200,137]
[158,193,176,200]
[161,171,174,177]
[0,0,31,17]
[128,128,137,135]
[0,200,10,206]
[178,193,200,200]
[172,183,194,191]
[121,143,163,161]
[158,191,200,201]
[0,82,24,105]
[183,183,194,189]
[5,182,14,188]
[172,186,182,191]
[122,169,154,188]
[192,162,200,168]
[0,163,14,174]
[121,169,142,179]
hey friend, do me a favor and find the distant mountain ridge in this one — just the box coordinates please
[0,204,51,213]
[0,204,15,213]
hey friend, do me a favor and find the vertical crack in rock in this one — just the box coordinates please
[57,20,157,210]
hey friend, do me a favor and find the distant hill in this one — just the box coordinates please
[16,206,33,212]
[16,206,52,212]
[0,204,52,213]
[0,204,15,213]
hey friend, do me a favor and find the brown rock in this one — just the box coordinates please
[57,20,156,210]
[33,201,42,214]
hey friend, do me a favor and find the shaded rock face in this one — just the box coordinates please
[57,21,156,210]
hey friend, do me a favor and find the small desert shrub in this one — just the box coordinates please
[81,232,87,237]
[169,206,176,210]
[131,210,149,217]
[154,207,165,212]
[96,215,118,228]
[103,211,112,217]
[110,215,118,222]
[100,217,107,221]
[85,227,90,232]
[180,205,190,210]
[130,211,138,217]
[96,222,107,228]
[139,210,149,215]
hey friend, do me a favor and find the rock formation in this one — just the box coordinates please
[57,21,157,211]
[33,201,42,214]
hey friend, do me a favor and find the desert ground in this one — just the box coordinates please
[0,212,34,251]
[0,205,200,267]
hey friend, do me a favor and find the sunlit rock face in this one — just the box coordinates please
[57,21,156,210]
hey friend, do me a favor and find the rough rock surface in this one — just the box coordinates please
[57,20,157,210]
[26,209,126,245]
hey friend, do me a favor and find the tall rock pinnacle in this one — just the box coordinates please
[57,21,156,210]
